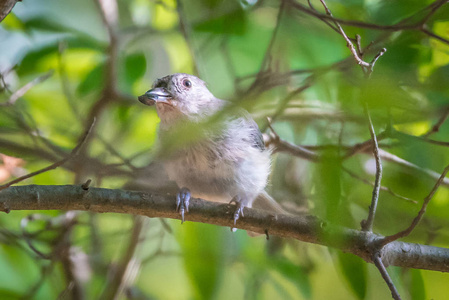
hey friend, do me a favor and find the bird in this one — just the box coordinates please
[138,73,285,225]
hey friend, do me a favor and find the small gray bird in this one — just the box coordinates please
[138,73,285,225]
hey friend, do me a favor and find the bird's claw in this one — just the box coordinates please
[229,198,244,226]
[176,187,190,224]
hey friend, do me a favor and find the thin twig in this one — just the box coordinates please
[99,216,147,300]
[344,131,387,159]
[422,107,449,137]
[0,120,95,191]
[263,0,285,68]
[418,0,449,26]
[76,0,120,183]
[343,168,417,204]
[372,253,401,300]
[0,71,54,107]
[315,0,385,231]
[265,117,320,162]
[317,0,387,76]
[23,263,56,299]
[266,130,449,187]
[307,0,339,33]
[176,0,199,75]
[96,135,139,171]
[377,148,449,186]
[379,163,449,247]
[263,77,314,130]
[367,48,387,75]
[396,130,449,147]
[318,0,369,68]
[422,26,449,44]
[20,214,53,259]
[287,0,449,45]
[81,179,92,190]
[57,41,82,120]
[361,103,382,232]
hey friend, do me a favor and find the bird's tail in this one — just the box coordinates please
[252,191,288,215]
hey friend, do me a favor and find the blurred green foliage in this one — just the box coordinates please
[0,0,449,299]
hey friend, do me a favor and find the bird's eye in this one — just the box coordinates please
[182,79,192,88]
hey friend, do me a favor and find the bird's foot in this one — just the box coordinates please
[229,197,245,226]
[176,187,190,224]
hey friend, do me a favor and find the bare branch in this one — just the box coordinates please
[100,216,147,300]
[246,0,286,93]
[268,131,449,187]
[0,0,19,22]
[265,77,314,128]
[361,103,383,232]
[378,149,449,186]
[85,0,120,127]
[81,179,92,190]
[379,163,449,247]
[422,106,449,137]
[0,120,95,191]
[317,0,386,76]
[420,26,449,45]
[343,131,388,159]
[343,167,417,204]
[418,0,449,26]
[1,185,449,272]
[373,253,401,300]
[265,117,320,162]
[0,137,131,178]
[176,0,200,75]
[318,0,369,68]
[0,71,54,107]
[287,0,449,45]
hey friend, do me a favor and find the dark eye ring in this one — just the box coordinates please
[183,79,192,88]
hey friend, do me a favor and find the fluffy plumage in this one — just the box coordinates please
[139,73,284,223]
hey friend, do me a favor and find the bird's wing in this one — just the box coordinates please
[235,108,265,151]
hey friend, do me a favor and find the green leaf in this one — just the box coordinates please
[1,13,25,31]
[194,6,247,35]
[119,52,146,93]
[314,150,343,224]
[337,251,367,300]
[17,46,59,76]
[77,62,105,96]
[410,269,426,300]
[271,258,312,299]
[0,289,24,299]
[22,17,70,33]
[176,223,227,300]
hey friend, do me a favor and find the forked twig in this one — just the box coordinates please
[0,120,96,191]
[373,253,401,300]
[0,71,54,107]
[378,163,449,247]
[361,103,382,232]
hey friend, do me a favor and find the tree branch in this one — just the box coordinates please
[361,103,382,232]
[0,71,54,107]
[379,163,449,247]
[288,0,449,45]
[373,253,401,300]
[1,185,449,273]
[0,120,95,191]
[0,0,19,22]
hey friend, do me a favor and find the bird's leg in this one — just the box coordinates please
[229,196,245,225]
[176,187,190,223]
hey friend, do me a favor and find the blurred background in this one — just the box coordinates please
[1,0,449,299]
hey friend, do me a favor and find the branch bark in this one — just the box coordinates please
[0,0,18,22]
[1,185,448,273]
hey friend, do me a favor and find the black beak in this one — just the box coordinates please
[138,87,172,106]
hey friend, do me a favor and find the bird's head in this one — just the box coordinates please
[138,73,223,126]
